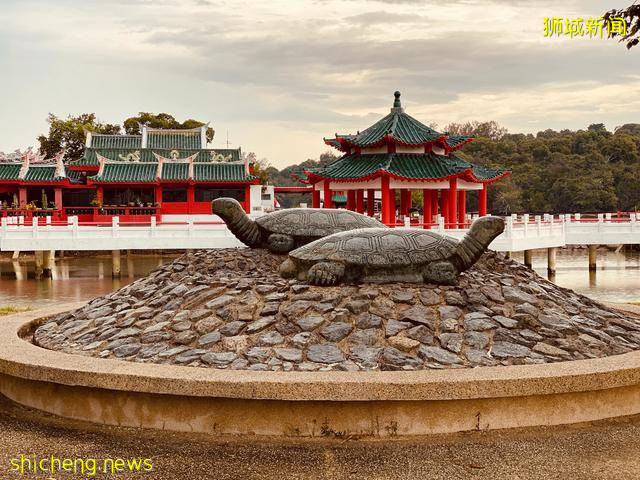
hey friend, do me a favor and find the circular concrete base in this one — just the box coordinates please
[2,304,640,438]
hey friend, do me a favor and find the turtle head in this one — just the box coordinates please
[279,257,300,279]
[212,197,244,221]
[469,216,505,247]
[453,216,505,272]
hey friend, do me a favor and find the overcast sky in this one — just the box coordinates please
[1,0,638,167]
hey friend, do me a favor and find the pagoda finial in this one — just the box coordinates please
[391,91,403,113]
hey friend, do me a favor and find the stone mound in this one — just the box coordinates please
[34,249,640,371]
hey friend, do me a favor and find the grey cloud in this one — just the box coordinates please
[343,11,427,25]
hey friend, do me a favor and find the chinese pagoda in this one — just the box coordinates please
[300,91,509,227]
[0,124,263,223]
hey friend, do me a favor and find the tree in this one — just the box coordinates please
[444,120,508,140]
[38,113,120,162]
[123,113,214,142]
[603,3,640,49]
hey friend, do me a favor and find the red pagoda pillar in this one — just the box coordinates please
[312,189,321,208]
[422,189,432,228]
[448,178,458,228]
[367,189,375,216]
[431,190,438,218]
[389,188,396,225]
[187,185,195,214]
[479,184,488,216]
[155,185,163,205]
[18,187,27,207]
[440,190,449,226]
[458,190,466,226]
[400,189,410,217]
[323,181,333,209]
[54,188,63,210]
[381,176,390,224]
[347,190,356,211]
[355,190,364,213]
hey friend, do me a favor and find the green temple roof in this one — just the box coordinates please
[193,163,256,182]
[23,166,64,182]
[147,131,201,149]
[91,134,141,149]
[161,162,189,181]
[91,163,158,183]
[0,164,21,180]
[332,194,347,203]
[305,153,507,182]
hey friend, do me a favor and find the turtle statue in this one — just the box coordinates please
[279,216,505,285]
[212,197,387,253]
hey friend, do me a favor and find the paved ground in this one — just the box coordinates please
[1,394,640,479]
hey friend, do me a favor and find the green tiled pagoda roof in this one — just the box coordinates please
[193,163,256,182]
[65,169,86,181]
[74,148,241,166]
[0,164,21,180]
[445,135,473,149]
[23,166,64,182]
[91,135,141,149]
[161,162,189,181]
[306,153,507,182]
[91,163,158,183]
[332,194,347,203]
[147,131,201,149]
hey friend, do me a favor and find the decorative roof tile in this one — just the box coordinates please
[193,163,256,182]
[91,163,158,183]
[73,148,241,166]
[147,132,201,149]
[23,166,63,183]
[91,135,141,149]
[161,162,189,181]
[0,164,21,180]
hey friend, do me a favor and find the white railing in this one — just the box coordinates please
[1,213,639,252]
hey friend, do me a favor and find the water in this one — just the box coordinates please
[511,248,640,304]
[0,249,637,310]
[0,254,178,309]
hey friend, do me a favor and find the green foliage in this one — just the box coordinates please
[38,113,120,162]
[123,113,214,142]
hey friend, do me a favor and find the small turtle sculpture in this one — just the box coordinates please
[279,216,505,285]
[212,197,386,253]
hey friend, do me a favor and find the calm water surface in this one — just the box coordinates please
[0,249,637,310]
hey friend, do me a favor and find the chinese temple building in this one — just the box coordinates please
[299,91,509,227]
[0,124,265,223]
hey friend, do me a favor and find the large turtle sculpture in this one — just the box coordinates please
[212,197,386,253]
[279,216,505,285]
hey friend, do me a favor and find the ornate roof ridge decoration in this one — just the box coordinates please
[144,124,209,134]
[324,91,474,153]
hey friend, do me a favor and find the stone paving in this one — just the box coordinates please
[34,249,640,371]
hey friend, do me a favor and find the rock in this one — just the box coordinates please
[406,325,433,344]
[387,335,420,352]
[401,306,437,329]
[538,314,575,333]
[491,341,531,358]
[246,347,271,363]
[222,335,249,353]
[219,321,245,337]
[175,349,207,363]
[516,303,539,316]
[439,333,463,353]
[463,313,497,331]
[356,313,383,329]
[379,347,422,369]
[297,315,325,331]
[385,319,411,337]
[111,327,140,340]
[274,348,303,362]
[465,331,490,350]
[142,321,170,334]
[205,295,235,309]
[444,291,467,307]
[419,290,440,305]
[345,300,370,314]
[533,342,571,358]
[493,315,519,329]
[258,331,284,346]
[281,300,313,318]
[194,317,221,334]
[171,321,192,332]
[291,332,313,348]
[391,291,414,304]
[438,305,462,323]
[113,343,141,357]
[320,322,353,342]
[141,331,172,344]
[348,328,379,346]
[158,346,189,358]
[307,343,344,364]
[198,331,221,346]
[260,303,280,316]
[466,349,497,366]
[246,316,277,334]
[350,345,381,365]
[173,330,198,345]
[418,346,462,365]
[202,352,237,365]
[502,287,537,305]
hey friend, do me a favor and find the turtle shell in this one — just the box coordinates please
[290,228,458,267]
[255,208,385,237]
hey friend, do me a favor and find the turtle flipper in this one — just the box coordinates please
[267,233,295,253]
[423,261,458,286]
[307,261,345,286]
